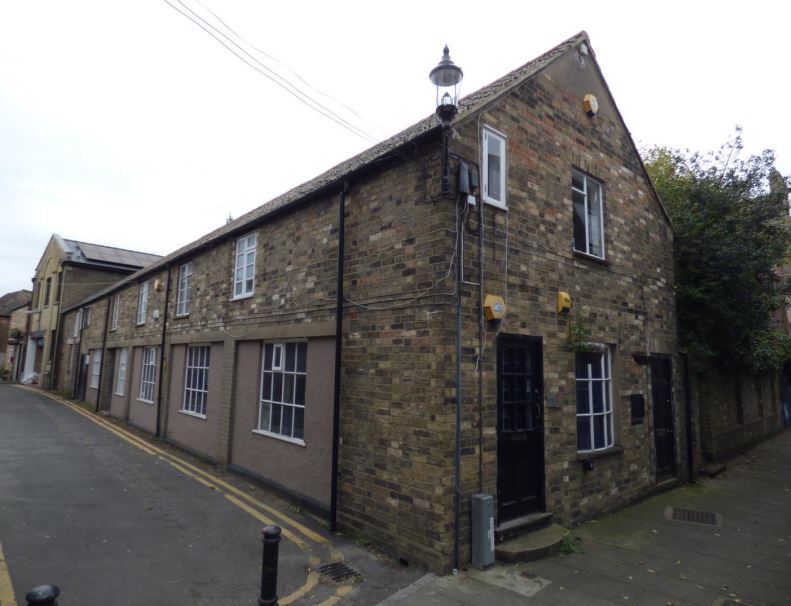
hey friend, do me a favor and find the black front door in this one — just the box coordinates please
[651,356,676,477]
[496,335,544,523]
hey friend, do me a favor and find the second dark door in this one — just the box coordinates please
[651,356,676,477]
[497,335,544,523]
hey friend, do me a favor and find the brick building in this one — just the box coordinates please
[24,234,161,388]
[0,290,31,380]
[55,32,687,572]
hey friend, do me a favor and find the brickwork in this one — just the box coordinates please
[697,368,783,462]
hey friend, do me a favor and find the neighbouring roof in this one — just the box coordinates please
[66,31,589,313]
[0,290,32,316]
[60,238,162,270]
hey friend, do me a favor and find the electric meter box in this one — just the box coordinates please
[471,493,495,569]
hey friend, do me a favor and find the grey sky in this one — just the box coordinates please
[1,0,788,295]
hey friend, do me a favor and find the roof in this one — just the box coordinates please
[61,238,162,270]
[66,31,589,313]
[0,290,32,316]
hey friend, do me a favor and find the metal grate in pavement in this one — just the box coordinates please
[665,506,722,527]
[317,561,362,584]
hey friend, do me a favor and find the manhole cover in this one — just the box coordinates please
[664,506,722,527]
[317,561,361,584]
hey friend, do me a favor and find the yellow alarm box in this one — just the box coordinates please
[483,294,506,321]
[557,291,571,314]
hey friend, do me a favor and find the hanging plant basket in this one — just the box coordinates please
[576,347,604,362]
[632,351,651,365]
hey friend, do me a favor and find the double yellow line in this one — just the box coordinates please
[14,387,350,606]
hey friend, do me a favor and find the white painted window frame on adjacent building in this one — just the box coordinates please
[572,170,605,259]
[139,346,157,403]
[90,349,101,389]
[576,347,614,452]
[176,262,193,317]
[255,341,307,445]
[137,281,149,325]
[482,126,507,209]
[233,233,257,299]
[110,295,120,331]
[116,348,128,396]
[73,309,83,337]
[181,345,210,418]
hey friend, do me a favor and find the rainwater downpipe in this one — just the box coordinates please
[330,182,349,531]
[95,296,112,413]
[155,266,172,438]
[454,195,463,572]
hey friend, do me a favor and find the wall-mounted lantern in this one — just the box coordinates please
[429,45,463,195]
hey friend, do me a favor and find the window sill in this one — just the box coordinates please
[573,250,609,266]
[576,445,624,461]
[114,391,124,397]
[137,398,154,405]
[135,322,146,326]
[252,429,305,447]
[231,293,253,302]
[179,409,206,420]
[483,197,507,211]
[174,313,190,319]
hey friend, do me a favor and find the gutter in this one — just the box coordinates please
[454,193,462,572]
[48,268,68,390]
[330,182,349,531]
[155,266,172,438]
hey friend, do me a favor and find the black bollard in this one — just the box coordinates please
[25,585,60,606]
[258,525,281,606]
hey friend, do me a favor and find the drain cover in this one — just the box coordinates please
[664,506,722,527]
[317,561,361,584]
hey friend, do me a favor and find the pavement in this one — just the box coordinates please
[378,430,791,606]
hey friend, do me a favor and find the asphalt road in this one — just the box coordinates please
[0,385,315,605]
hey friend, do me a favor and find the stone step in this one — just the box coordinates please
[495,511,553,544]
[495,523,567,563]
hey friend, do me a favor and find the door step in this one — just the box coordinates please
[495,512,553,544]
[495,523,567,563]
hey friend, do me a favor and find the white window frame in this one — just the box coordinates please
[116,348,128,396]
[181,345,210,418]
[576,348,614,452]
[137,281,149,325]
[255,341,307,445]
[176,262,193,317]
[90,349,101,389]
[572,170,605,259]
[85,307,91,327]
[232,233,257,300]
[110,295,120,331]
[482,126,507,209]
[138,346,157,403]
[73,309,83,337]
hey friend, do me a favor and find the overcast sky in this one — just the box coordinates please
[1,0,789,295]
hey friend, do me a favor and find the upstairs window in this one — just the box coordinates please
[482,127,507,208]
[44,277,52,307]
[137,281,149,325]
[110,296,120,331]
[572,170,605,258]
[176,262,193,316]
[73,309,83,337]
[233,234,256,299]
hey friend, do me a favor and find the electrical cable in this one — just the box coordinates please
[161,0,379,144]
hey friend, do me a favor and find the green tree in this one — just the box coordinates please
[643,130,791,373]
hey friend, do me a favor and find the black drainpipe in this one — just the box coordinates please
[155,266,172,438]
[95,297,112,413]
[682,353,695,483]
[330,182,348,531]
[454,197,462,572]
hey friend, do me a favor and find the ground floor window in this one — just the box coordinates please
[139,347,157,403]
[182,345,210,417]
[258,342,307,441]
[576,348,614,451]
[90,350,101,389]
[116,348,128,396]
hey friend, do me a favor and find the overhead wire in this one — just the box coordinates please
[161,0,379,144]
